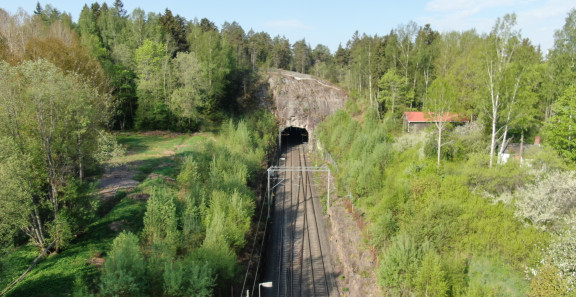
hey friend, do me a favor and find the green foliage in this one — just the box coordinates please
[192,245,237,284]
[369,210,397,249]
[134,40,172,130]
[466,257,530,297]
[319,100,550,295]
[0,137,35,249]
[378,233,427,296]
[47,213,75,252]
[163,258,215,297]
[317,109,393,198]
[529,263,569,297]
[187,24,234,116]
[463,154,531,195]
[0,59,114,248]
[143,187,180,254]
[100,231,147,297]
[548,9,576,100]
[415,251,449,297]
[378,68,408,115]
[169,52,203,130]
[543,85,576,162]
[204,190,253,251]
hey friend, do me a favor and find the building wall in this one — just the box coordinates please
[408,122,433,132]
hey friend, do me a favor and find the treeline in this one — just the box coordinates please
[310,12,576,166]
[2,4,575,153]
[80,113,276,296]
[1,1,337,131]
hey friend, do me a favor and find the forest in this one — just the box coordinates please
[0,0,575,296]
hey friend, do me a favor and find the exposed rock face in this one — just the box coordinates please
[266,69,348,141]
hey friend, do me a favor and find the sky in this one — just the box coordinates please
[2,0,575,55]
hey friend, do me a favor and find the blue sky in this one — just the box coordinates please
[3,0,575,55]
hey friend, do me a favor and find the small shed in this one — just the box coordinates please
[403,111,469,132]
[498,136,541,164]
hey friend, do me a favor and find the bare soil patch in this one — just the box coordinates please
[88,256,106,267]
[109,220,129,232]
[148,173,176,184]
[98,162,142,201]
[128,193,150,201]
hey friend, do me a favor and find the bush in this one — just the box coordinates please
[545,225,576,291]
[100,231,147,297]
[378,233,428,296]
[163,258,215,297]
[529,263,569,297]
[514,171,576,229]
[143,187,180,251]
[47,212,74,252]
[415,250,449,297]
[370,210,397,249]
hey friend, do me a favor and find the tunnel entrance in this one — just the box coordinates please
[280,126,309,146]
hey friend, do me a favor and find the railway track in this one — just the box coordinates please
[271,133,334,297]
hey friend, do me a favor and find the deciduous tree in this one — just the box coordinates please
[483,13,522,168]
[0,59,113,249]
[425,78,457,166]
[378,68,407,115]
[544,85,576,161]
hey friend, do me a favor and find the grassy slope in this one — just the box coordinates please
[0,132,208,297]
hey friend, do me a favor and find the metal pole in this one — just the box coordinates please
[327,169,330,211]
[267,170,271,219]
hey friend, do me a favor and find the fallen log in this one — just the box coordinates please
[0,241,56,297]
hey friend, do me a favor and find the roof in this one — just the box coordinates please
[404,111,468,123]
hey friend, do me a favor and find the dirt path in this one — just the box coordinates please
[97,162,141,200]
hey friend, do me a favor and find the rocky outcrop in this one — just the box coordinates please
[266,69,348,141]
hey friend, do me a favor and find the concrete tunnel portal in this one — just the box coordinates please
[279,126,309,150]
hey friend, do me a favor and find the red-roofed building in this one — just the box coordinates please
[403,111,469,132]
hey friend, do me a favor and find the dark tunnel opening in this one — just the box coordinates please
[281,126,309,147]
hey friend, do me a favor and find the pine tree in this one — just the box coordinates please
[100,232,147,296]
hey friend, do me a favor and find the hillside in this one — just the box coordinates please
[1,2,576,297]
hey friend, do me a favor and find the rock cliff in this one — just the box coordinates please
[265,69,348,141]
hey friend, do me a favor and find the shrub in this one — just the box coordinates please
[415,250,449,297]
[163,258,215,297]
[545,225,576,291]
[100,231,147,297]
[514,171,576,229]
[378,233,428,296]
[143,187,180,253]
[529,263,569,297]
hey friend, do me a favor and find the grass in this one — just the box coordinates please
[115,131,208,164]
[116,132,208,181]
[467,256,530,297]
[0,196,147,297]
[0,131,211,296]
